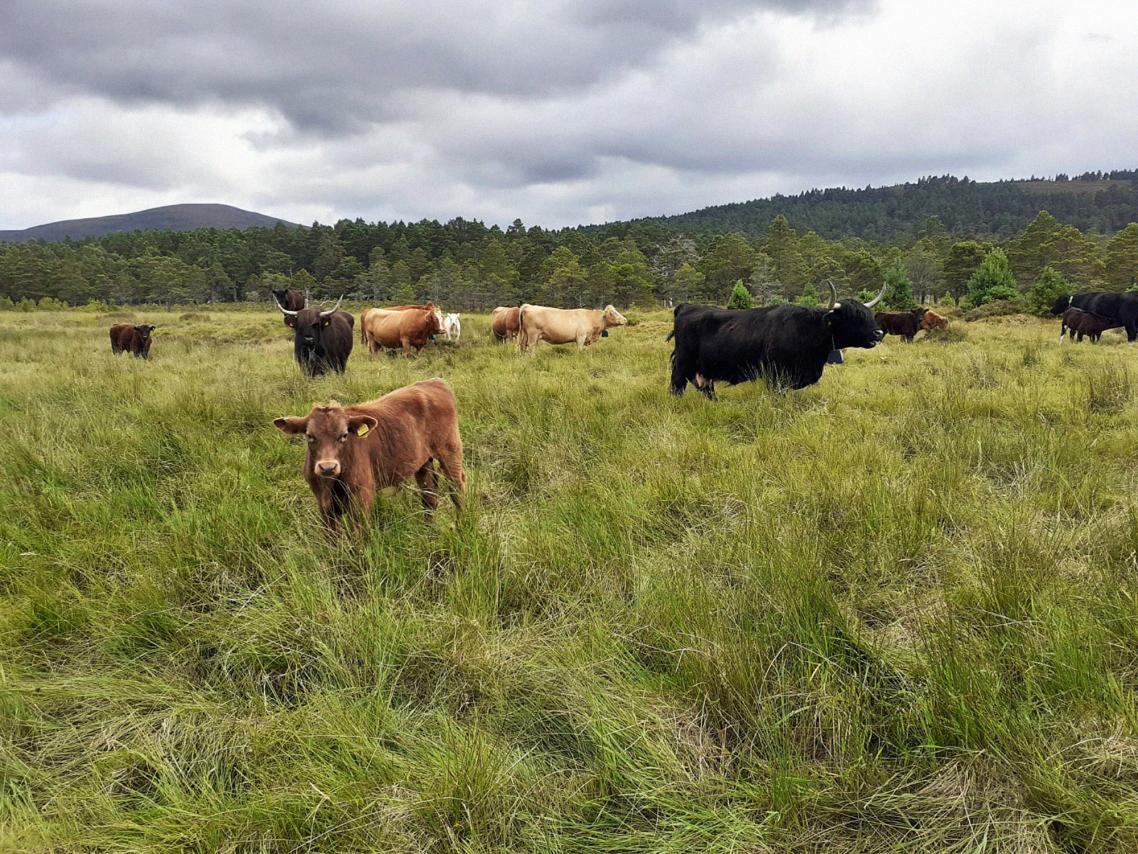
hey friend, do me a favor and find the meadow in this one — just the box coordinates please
[3,306,1138,852]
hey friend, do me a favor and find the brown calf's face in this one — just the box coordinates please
[135,324,155,341]
[274,405,378,479]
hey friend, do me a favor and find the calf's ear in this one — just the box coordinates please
[273,416,308,435]
[348,414,378,437]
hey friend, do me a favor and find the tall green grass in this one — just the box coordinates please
[3,309,1138,851]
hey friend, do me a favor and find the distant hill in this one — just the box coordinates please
[0,204,300,243]
[594,171,1138,241]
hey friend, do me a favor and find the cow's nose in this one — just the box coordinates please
[316,460,340,477]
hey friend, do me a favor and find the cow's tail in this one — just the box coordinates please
[516,304,528,352]
[665,330,675,342]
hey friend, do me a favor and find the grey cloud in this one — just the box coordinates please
[2,0,1137,232]
[4,0,870,132]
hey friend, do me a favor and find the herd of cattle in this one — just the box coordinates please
[98,285,1138,531]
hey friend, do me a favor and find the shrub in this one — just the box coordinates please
[883,261,916,309]
[797,283,820,308]
[1027,267,1070,316]
[726,280,754,309]
[967,248,1019,306]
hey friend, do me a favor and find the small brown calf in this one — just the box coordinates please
[274,379,465,531]
[109,323,155,358]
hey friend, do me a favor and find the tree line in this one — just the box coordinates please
[613,172,1138,241]
[1,206,1136,313]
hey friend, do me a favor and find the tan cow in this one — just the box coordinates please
[491,306,521,341]
[517,304,627,352]
[273,379,465,531]
[362,306,443,356]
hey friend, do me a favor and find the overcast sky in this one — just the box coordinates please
[2,0,1135,230]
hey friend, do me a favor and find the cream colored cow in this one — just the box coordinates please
[516,304,628,352]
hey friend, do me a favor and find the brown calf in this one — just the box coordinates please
[1061,307,1123,343]
[874,309,927,342]
[274,379,465,531]
[491,306,521,341]
[921,310,948,331]
[362,306,443,356]
[109,324,155,358]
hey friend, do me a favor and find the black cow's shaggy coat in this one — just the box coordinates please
[667,284,886,397]
[277,296,354,377]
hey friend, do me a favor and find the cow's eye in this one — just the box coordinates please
[339,433,348,442]
[306,435,315,444]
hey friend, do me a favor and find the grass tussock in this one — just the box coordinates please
[3,308,1138,851]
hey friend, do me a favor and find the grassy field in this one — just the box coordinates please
[3,306,1138,852]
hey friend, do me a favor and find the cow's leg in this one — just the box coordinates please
[436,446,466,511]
[669,369,688,395]
[401,336,413,357]
[348,482,376,529]
[317,490,343,534]
[1059,322,1066,344]
[415,463,439,515]
[1128,322,1138,343]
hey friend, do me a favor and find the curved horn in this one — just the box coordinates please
[319,295,343,318]
[824,279,838,311]
[275,296,299,317]
[864,280,888,308]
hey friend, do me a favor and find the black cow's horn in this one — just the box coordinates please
[864,280,887,308]
[824,279,838,310]
[319,296,343,318]
[275,297,298,316]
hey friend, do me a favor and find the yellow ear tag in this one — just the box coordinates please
[356,424,370,437]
